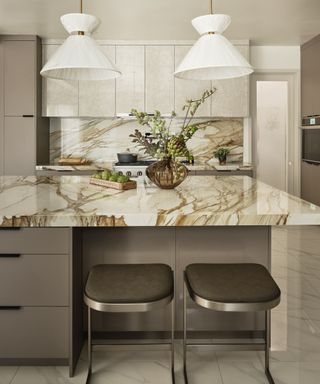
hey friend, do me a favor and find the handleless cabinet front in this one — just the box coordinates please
[0,228,71,362]
[301,161,320,206]
[0,307,68,359]
[145,46,175,113]
[4,40,35,117]
[0,254,69,306]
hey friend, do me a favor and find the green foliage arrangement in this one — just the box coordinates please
[130,89,216,160]
[213,147,231,163]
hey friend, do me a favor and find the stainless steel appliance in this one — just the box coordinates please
[113,161,155,178]
[302,127,320,164]
[301,117,320,206]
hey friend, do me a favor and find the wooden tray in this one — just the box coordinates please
[58,158,91,165]
[90,178,137,190]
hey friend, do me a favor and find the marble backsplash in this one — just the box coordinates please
[49,117,244,166]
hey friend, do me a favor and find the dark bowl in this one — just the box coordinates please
[117,153,138,163]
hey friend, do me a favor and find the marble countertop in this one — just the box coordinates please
[0,175,319,227]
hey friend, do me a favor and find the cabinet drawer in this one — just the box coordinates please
[0,254,69,306]
[0,307,68,359]
[0,228,70,254]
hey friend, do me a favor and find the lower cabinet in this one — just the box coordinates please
[0,254,69,306]
[0,307,68,360]
[0,228,71,364]
[301,161,320,206]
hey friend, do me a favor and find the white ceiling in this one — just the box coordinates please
[0,0,319,45]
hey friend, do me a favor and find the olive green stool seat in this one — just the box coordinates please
[84,263,175,384]
[183,263,281,384]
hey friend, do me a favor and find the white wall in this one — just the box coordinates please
[250,46,301,71]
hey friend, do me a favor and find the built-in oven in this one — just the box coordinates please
[302,117,320,164]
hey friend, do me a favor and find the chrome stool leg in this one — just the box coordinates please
[265,310,276,384]
[86,306,92,384]
[183,279,188,384]
[171,298,176,384]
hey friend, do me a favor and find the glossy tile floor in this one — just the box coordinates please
[2,344,320,384]
[1,226,320,384]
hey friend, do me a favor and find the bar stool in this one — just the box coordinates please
[183,263,281,384]
[84,263,175,384]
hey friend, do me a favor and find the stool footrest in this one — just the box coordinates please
[91,341,173,350]
[186,342,265,351]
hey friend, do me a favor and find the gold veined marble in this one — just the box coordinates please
[49,117,244,166]
[0,175,320,227]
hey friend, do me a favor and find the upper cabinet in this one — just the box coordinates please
[79,46,116,117]
[4,40,36,116]
[211,45,250,118]
[42,41,250,118]
[42,45,78,117]
[174,46,211,117]
[116,45,145,113]
[301,36,320,118]
[145,46,175,113]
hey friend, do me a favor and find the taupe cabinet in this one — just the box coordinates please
[0,229,70,363]
[42,42,250,118]
[0,35,49,176]
[301,35,320,117]
[301,161,320,206]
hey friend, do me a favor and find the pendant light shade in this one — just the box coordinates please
[41,13,121,81]
[174,14,253,80]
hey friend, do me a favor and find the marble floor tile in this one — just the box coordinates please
[0,366,18,384]
[270,362,320,384]
[216,350,268,384]
[10,362,87,384]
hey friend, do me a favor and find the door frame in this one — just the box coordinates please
[250,71,301,196]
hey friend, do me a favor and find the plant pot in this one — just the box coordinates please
[218,156,227,165]
[146,158,188,189]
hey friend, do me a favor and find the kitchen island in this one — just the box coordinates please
[0,175,318,227]
[0,175,319,379]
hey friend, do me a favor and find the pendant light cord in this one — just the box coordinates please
[80,0,83,13]
[210,0,213,14]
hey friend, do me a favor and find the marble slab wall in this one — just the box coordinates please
[49,117,244,166]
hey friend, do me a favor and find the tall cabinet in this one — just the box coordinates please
[301,34,320,205]
[0,35,49,176]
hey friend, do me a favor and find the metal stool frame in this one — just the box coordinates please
[84,291,175,384]
[183,272,280,384]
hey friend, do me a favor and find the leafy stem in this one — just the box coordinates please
[130,88,216,160]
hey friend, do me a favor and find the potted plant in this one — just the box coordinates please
[213,147,231,165]
[130,89,215,189]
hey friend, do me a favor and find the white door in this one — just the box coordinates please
[251,73,299,194]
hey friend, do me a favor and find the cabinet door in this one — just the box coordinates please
[301,161,320,206]
[4,117,35,175]
[0,42,3,175]
[301,42,318,117]
[4,40,35,116]
[301,44,315,117]
[79,46,116,117]
[175,46,211,117]
[211,45,250,117]
[146,46,174,113]
[42,44,78,117]
[116,45,144,113]
[0,307,68,359]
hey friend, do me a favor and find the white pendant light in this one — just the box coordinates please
[174,0,253,80]
[41,1,121,81]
